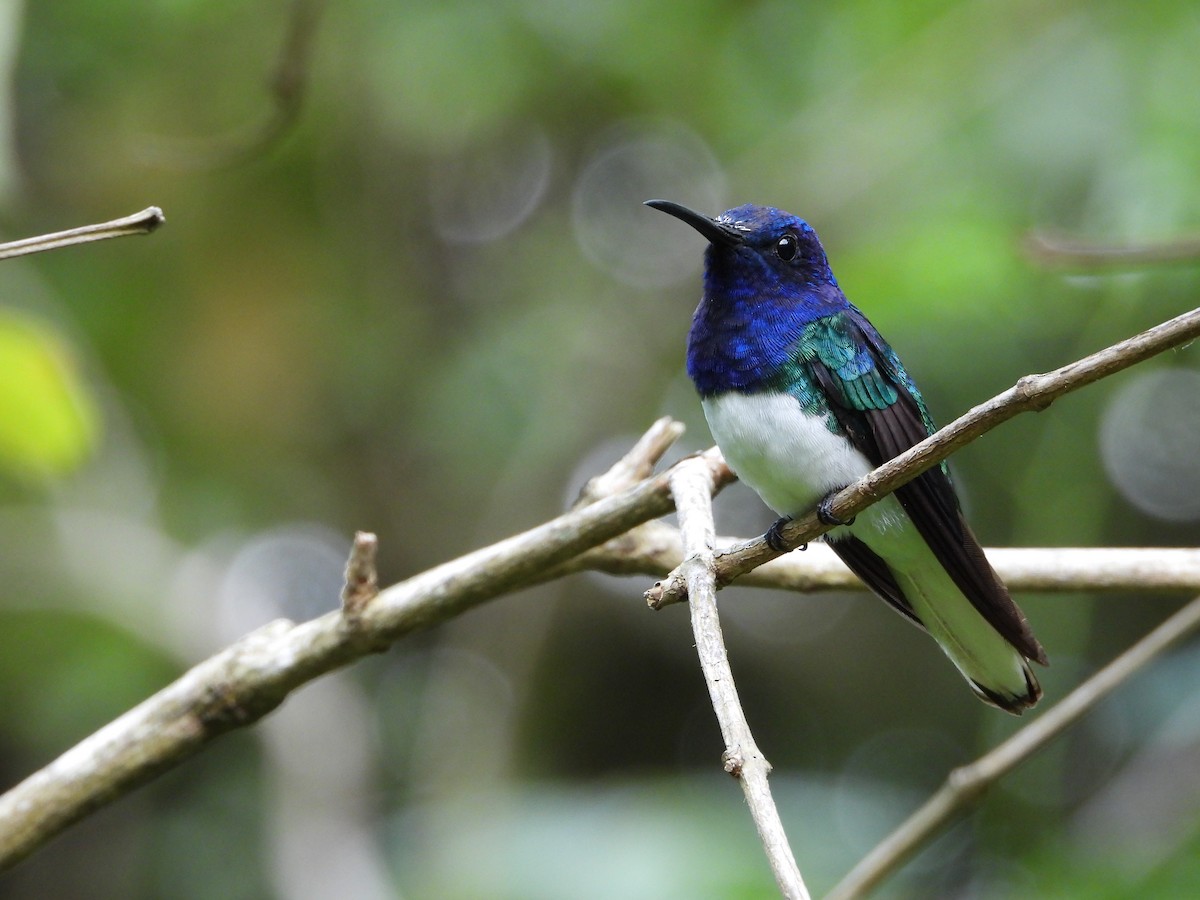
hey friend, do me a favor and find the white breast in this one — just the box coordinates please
[702,391,877,518]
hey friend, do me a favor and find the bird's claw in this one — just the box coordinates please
[817,492,855,527]
[765,516,807,552]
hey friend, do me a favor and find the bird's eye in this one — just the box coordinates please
[775,233,798,262]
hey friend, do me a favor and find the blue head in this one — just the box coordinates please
[646,200,849,396]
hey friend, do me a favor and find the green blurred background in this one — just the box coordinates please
[3,1,1200,896]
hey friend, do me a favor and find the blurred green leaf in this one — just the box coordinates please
[0,311,98,480]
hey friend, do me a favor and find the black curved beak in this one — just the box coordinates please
[644,200,744,247]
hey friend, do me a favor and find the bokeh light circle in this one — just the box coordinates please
[572,119,725,288]
[1099,368,1200,522]
[429,127,553,244]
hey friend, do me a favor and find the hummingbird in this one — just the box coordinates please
[646,199,1046,713]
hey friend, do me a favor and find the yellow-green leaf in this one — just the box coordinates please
[0,311,99,480]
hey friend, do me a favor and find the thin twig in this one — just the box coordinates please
[647,304,1200,608]
[669,456,810,900]
[0,421,720,870]
[574,418,689,506]
[826,591,1200,900]
[1025,231,1200,269]
[0,208,165,261]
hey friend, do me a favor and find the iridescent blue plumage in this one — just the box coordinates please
[647,199,1047,713]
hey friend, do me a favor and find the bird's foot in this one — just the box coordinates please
[765,516,806,553]
[817,491,855,527]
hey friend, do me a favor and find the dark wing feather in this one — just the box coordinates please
[825,535,922,627]
[811,311,1047,665]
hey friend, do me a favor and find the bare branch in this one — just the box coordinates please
[0,422,723,870]
[573,417,690,506]
[0,208,165,260]
[826,591,1200,900]
[566,533,1200,595]
[1025,230,1200,269]
[647,304,1200,608]
[669,456,810,900]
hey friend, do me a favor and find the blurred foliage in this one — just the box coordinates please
[2,0,1200,897]
[0,310,97,479]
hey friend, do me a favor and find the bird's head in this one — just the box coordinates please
[646,200,837,300]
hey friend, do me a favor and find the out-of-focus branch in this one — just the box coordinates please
[826,591,1200,900]
[140,0,324,170]
[0,419,731,871]
[647,304,1200,608]
[669,456,810,900]
[0,208,164,260]
[1025,231,1200,269]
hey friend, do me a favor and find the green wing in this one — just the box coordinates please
[797,309,1046,666]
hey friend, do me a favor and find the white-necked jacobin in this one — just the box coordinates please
[647,199,1047,713]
